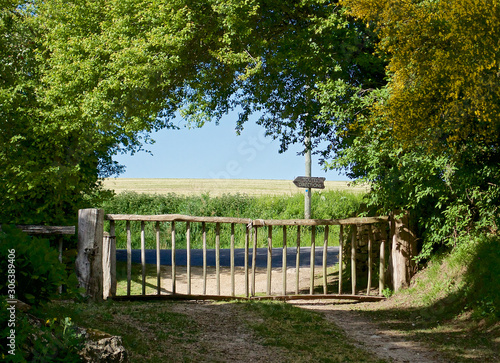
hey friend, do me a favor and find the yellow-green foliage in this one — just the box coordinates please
[343,0,500,150]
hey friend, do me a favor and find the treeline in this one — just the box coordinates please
[98,190,363,249]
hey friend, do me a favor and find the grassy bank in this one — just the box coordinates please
[353,234,500,362]
[98,190,364,249]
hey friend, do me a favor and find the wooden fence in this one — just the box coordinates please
[1,224,76,294]
[77,209,393,301]
[0,224,75,263]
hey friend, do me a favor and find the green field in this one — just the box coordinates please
[102,178,369,196]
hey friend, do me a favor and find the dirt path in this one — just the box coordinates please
[292,300,448,363]
[150,268,448,363]
[169,302,293,363]
[164,299,447,363]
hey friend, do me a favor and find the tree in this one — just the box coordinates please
[1,0,385,224]
[342,0,500,152]
[189,0,386,157]
[1,0,219,224]
[334,0,500,256]
[38,0,385,156]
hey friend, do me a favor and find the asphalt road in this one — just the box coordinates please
[116,247,339,268]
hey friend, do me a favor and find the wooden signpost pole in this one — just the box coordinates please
[305,135,312,219]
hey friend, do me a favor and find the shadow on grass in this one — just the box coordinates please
[316,235,500,363]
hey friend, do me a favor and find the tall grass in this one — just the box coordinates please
[98,190,364,249]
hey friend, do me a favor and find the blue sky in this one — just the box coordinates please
[113,111,349,181]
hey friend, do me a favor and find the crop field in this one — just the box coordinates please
[98,180,366,250]
[102,178,369,196]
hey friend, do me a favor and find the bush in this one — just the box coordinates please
[0,226,84,361]
[0,225,80,306]
[0,300,83,362]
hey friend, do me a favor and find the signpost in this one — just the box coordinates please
[293,176,326,190]
[293,176,326,219]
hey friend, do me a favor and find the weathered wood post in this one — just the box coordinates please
[102,229,116,300]
[76,208,104,301]
[389,211,417,292]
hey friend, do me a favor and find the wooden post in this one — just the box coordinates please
[309,226,316,295]
[102,230,116,300]
[202,222,207,295]
[58,236,63,294]
[323,226,329,295]
[367,227,373,296]
[231,223,235,297]
[305,132,312,219]
[171,221,176,294]
[156,222,161,295]
[379,223,387,295]
[267,226,272,296]
[216,222,221,295]
[186,221,191,295]
[295,226,301,295]
[245,225,250,298]
[338,225,343,295]
[76,208,104,301]
[389,211,417,292]
[351,225,357,295]
[282,226,287,296]
[126,221,132,296]
[252,226,258,296]
[141,221,146,295]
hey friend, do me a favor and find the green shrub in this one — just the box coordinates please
[0,226,84,361]
[0,300,83,362]
[0,225,81,306]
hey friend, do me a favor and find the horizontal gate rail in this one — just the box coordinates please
[104,214,390,301]
[111,293,386,303]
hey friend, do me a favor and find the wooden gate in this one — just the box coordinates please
[78,209,393,302]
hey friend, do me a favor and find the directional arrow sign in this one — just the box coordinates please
[293,176,326,189]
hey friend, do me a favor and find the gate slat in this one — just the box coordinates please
[282,226,287,296]
[126,221,132,296]
[202,222,207,295]
[338,225,343,295]
[141,221,146,295]
[367,226,373,296]
[231,223,235,297]
[379,222,387,295]
[323,225,329,294]
[252,226,258,297]
[351,225,357,295]
[310,226,316,295]
[186,221,191,295]
[267,226,272,296]
[156,222,161,295]
[216,222,220,295]
[171,221,176,294]
[245,225,249,298]
[295,226,301,295]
